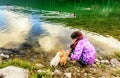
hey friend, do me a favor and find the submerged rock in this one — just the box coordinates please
[0,66,28,78]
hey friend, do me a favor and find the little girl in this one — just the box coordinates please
[66,31,96,65]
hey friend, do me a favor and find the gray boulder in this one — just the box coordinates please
[0,66,28,78]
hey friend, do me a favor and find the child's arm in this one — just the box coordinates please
[70,41,84,61]
[66,49,71,56]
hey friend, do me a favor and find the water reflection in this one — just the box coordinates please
[0,9,32,48]
[0,5,72,52]
[39,22,72,52]
[0,10,7,29]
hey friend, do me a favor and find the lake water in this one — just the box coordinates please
[0,5,73,51]
[0,4,120,63]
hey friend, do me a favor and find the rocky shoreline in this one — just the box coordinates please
[0,39,120,78]
[0,51,120,78]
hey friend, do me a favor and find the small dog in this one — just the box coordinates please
[50,51,61,67]
[59,50,67,67]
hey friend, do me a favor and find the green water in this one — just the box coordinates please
[0,0,120,16]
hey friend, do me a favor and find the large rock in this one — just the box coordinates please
[0,66,28,78]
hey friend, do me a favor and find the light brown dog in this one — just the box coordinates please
[59,50,67,67]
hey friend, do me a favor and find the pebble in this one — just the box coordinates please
[100,75,106,78]
[35,63,44,68]
[64,73,71,78]
[54,69,62,76]
[95,59,100,62]
[84,73,87,76]
[100,60,106,64]
[37,69,43,73]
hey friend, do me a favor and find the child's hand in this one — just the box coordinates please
[66,50,70,55]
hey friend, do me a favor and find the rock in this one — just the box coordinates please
[95,59,101,65]
[100,60,109,64]
[54,69,62,76]
[100,60,106,64]
[105,60,109,64]
[100,75,106,78]
[77,73,80,76]
[90,68,97,72]
[96,61,100,65]
[77,69,80,73]
[84,73,87,76]
[64,73,71,78]
[37,69,43,73]
[0,53,9,59]
[112,77,119,78]
[95,58,100,62]
[29,57,35,62]
[110,58,120,68]
[35,63,44,68]
[0,66,28,78]
[19,50,26,55]
[4,50,13,55]
[99,57,102,60]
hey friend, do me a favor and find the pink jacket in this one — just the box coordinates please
[70,36,96,64]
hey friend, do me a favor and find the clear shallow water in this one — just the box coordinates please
[0,5,72,53]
